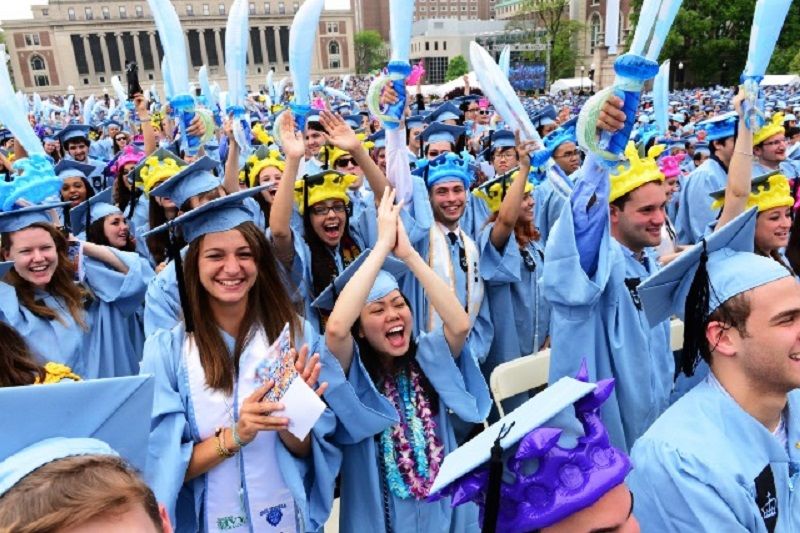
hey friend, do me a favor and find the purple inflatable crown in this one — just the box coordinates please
[434,362,631,532]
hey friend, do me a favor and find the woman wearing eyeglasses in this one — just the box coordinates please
[474,134,551,415]
[270,111,396,333]
[112,132,130,156]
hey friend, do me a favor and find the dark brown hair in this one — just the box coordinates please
[0,454,161,533]
[0,223,88,329]
[86,215,136,252]
[703,292,752,367]
[0,322,46,387]
[145,196,176,266]
[184,221,301,393]
[486,210,541,248]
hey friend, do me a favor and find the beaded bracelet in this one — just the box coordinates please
[214,428,235,459]
[232,422,248,448]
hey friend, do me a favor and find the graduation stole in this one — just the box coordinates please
[426,225,483,332]
[184,329,298,533]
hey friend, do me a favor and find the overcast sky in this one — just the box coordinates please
[3,0,350,22]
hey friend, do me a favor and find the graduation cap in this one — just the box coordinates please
[143,186,269,332]
[428,364,631,532]
[639,208,792,376]
[69,187,121,236]
[473,168,532,213]
[368,129,386,150]
[708,170,793,213]
[695,112,737,142]
[0,202,70,233]
[0,375,155,496]
[56,124,92,146]
[531,105,557,128]
[694,141,710,155]
[0,129,13,144]
[340,114,362,131]
[487,130,516,151]
[54,159,95,181]
[149,156,221,208]
[412,151,475,189]
[406,115,425,131]
[424,102,462,124]
[418,123,465,147]
[102,119,123,131]
[311,248,406,311]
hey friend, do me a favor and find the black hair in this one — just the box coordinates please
[351,294,439,415]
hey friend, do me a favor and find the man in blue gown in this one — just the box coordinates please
[630,209,800,532]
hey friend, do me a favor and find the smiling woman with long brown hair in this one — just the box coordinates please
[140,187,342,532]
[0,203,149,379]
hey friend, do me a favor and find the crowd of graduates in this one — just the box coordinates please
[1,5,800,531]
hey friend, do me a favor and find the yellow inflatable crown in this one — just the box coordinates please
[251,122,273,146]
[754,113,785,146]
[246,149,285,187]
[141,156,184,194]
[294,171,356,215]
[711,171,793,213]
[473,169,533,213]
[609,142,666,203]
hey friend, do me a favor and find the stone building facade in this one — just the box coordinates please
[2,0,356,96]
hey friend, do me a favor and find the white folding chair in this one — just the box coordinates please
[489,349,551,418]
[670,318,684,352]
[324,497,340,533]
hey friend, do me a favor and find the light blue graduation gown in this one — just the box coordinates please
[89,137,114,162]
[674,157,727,244]
[534,165,575,246]
[542,159,673,451]
[141,321,341,532]
[324,328,491,533]
[478,223,551,413]
[629,377,800,532]
[752,160,799,181]
[0,249,149,378]
[460,193,490,242]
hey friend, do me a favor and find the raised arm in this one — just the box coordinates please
[489,132,536,249]
[268,112,305,267]
[81,241,129,273]
[714,91,752,231]
[133,93,157,156]
[319,110,389,198]
[394,216,471,356]
[324,188,401,373]
[221,117,240,195]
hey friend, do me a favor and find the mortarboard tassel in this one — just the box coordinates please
[681,239,710,376]
[168,223,194,333]
[63,202,72,237]
[482,421,515,533]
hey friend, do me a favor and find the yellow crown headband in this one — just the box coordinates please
[711,172,793,213]
[141,156,183,194]
[251,123,273,146]
[473,170,533,213]
[246,150,286,187]
[754,112,785,146]
[294,171,356,215]
[609,142,666,203]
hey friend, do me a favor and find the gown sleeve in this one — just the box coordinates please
[139,327,193,523]
[416,328,491,423]
[478,222,523,285]
[569,153,610,277]
[318,339,399,445]
[143,261,182,338]
[83,248,149,317]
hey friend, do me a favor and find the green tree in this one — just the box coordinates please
[445,55,469,81]
[789,50,800,75]
[515,0,582,82]
[628,0,800,86]
[354,30,387,75]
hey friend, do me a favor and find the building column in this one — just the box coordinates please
[115,32,126,68]
[81,34,96,76]
[99,33,112,75]
[184,32,192,71]
[133,31,145,69]
[214,28,224,67]
[148,31,161,71]
[246,31,254,72]
[199,29,209,66]
[260,27,269,67]
[273,26,284,67]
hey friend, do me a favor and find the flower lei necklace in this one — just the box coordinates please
[379,363,444,499]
